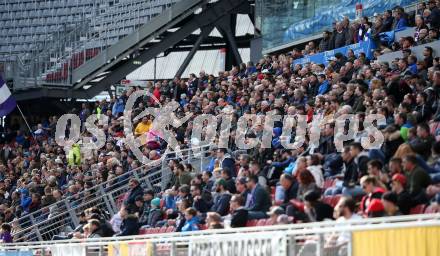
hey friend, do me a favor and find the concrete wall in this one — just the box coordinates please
[377,40,439,63]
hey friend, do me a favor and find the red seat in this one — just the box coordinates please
[424,205,439,214]
[330,195,341,207]
[246,220,258,227]
[256,219,267,226]
[158,226,168,233]
[139,228,148,235]
[410,204,426,214]
[151,227,161,233]
[165,226,176,233]
[290,199,305,212]
[323,179,336,190]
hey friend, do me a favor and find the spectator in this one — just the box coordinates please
[391,173,413,215]
[366,198,385,217]
[146,198,163,228]
[228,194,248,228]
[87,219,102,238]
[381,192,402,216]
[191,184,212,213]
[134,116,152,137]
[173,164,192,188]
[319,30,333,52]
[360,176,386,214]
[216,149,235,176]
[116,208,139,236]
[332,22,350,49]
[245,175,271,220]
[428,0,440,29]
[328,197,362,246]
[125,179,143,213]
[181,208,199,232]
[210,179,231,216]
[403,155,431,204]
[206,212,223,229]
[393,7,408,30]
[221,168,236,194]
[267,206,285,225]
[0,223,12,243]
[303,190,334,222]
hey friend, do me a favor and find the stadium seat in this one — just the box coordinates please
[290,199,305,212]
[256,219,267,226]
[410,204,426,215]
[322,195,341,208]
[323,179,336,190]
[158,226,168,233]
[165,226,176,233]
[139,228,149,235]
[246,220,258,227]
[424,205,439,214]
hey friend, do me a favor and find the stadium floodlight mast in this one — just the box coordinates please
[55,90,386,165]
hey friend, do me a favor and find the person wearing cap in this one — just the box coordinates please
[391,173,413,215]
[267,206,285,225]
[403,155,431,202]
[144,198,162,228]
[381,192,402,216]
[210,179,232,216]
[367,198,385,218]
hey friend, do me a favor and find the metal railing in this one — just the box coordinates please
[11,144,212,242]
[2,214,440,256]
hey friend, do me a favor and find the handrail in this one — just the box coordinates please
[10,144,212,239]
[2,213,440,249]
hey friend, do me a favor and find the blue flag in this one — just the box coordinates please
[0,75,16,117]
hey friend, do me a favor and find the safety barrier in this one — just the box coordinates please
[1,214,440,256]
[11,144,212,242]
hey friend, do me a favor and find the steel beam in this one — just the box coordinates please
[175,26,214,78]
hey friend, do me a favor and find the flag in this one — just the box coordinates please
[0,75,16,117]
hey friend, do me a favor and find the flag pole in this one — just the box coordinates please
[16,104,36,141]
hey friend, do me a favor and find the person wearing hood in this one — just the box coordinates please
[146,198,163,227]
[67,144,81,166]
[19,189,32,213]
[181,207,199,232]
[271,127,283,150]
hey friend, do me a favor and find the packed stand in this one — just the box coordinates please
[0,1,440,243]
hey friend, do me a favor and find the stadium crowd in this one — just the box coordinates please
[0,1,440,243]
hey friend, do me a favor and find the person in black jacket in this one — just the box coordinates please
[319,30,333,52]
[116,210,139,236]
[325,146,361,197]
[191,184,212,213]
[221,168,237,194]
[124,179,143,213]
[303,190,334,222]
[229,194,248,228]
[391,173,414,215]
[245,175,271,220]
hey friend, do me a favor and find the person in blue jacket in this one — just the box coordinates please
[181,207,199,232]
[317,74,329,95]
[20,188,32,213]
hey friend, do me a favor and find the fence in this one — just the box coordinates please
[11,144,212,242]
[2,214,440,256]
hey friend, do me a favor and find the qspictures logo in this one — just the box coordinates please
[55,90,386,165]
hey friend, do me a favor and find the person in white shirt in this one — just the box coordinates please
[109,207,126,234]
[327,197,363,247]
